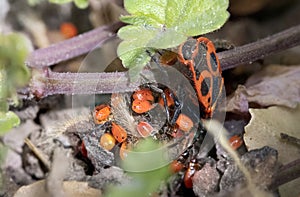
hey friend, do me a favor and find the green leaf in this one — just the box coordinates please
[117,25,186,80]
[123,0,167,25]
[173,0,230,36]
[126,49,151,82]
[120,15,161,27]
[118,0,229,79]
[0,111,20,135]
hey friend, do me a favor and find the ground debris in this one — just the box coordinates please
[219,146,278,193]
[86,166,130,190]
[80,125,115,171]
[3,120,40,153]
[192,160,220,197]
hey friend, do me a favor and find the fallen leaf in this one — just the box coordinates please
[227,65,300,113]
[226,85,249,113]
[244,105,300,197]
[13,180,102,197]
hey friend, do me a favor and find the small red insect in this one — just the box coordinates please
[132,88,155,114]
[137,121,154,138]
[94,104,111,124]
[132,88,154,102]
[111,122,127,143]
[170,160,185,174]
[229,135,243,150]
[175,114,194,133]
[183,159,200,188]
[60,22,78,39]
[168,125,184,138]
[170,149,190,173]
[132,99,153,114]
[170,147,201,189]
[100,133,116,151]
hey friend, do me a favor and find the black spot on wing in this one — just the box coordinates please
[201,77,210,96]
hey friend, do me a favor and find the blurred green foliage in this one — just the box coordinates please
[27,0,42,6]
[105,139,171,197]
[48,0,89,9]
[0,111,20,135]
[0,143,7,190]
[0,33,32,134]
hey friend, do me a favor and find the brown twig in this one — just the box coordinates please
[280,133,300,146]
[26,23,300,71]
[218,24,300,70]
[24,137,51,170]
[25,22,125,68]
[269,158,300,191]
[24,24,300,98]
[29,68,158,98]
